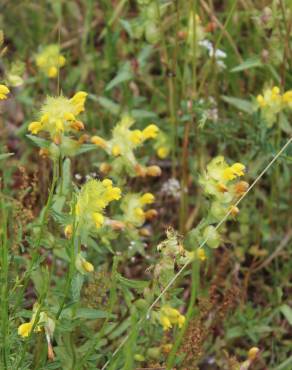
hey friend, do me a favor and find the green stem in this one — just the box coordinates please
[55,232,79,320]
[166,258,200,369]
[0,200,9,369]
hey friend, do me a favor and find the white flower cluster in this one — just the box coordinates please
[199,40,227,69]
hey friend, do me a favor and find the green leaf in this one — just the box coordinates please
[106,69,133,91]
[0,152,14,160]
[90,95,120,115]
[131,109,157,119]
[221,95,254,114]
[71,273,84,302]
[117,274,149,290]
[279,304,292,325]
[76,144,97,155]
[75,308,110,320]
[26,134,50,148]
[231,57,263,73]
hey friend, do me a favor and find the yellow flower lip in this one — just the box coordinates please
[0,84,10,100]
[18,322,33,338]
[28,121,43,134]
[81,259,94,273]
[142,124,159,140]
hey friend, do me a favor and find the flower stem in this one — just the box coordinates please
[166,258,200,369]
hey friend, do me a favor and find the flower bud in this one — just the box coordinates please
[135,164,147,177]
[100,162,112,174]
[146,165,161,177]
[78,134,89,144]
[234,181,249,195]
[64,225,73,239]
[248,347,260,361]
[145,209,158,220]
[139,227,151,237]
[91,135,107,148]
[147,347,161,359]
[39,148,49,158]
[230,205,239,217]
[134,354,145,362]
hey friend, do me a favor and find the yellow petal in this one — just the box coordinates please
[18,322,33,338]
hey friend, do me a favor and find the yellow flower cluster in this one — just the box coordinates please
[75,178,121,231]
[91,116,159,159]
[28,91,87,143]
[256,86,292,127]
[120,192,156,227]
[159,305,185,331]
[200,156,248,220]
[0,84,9,100]
[18,305,55,338]
[35,44,66,78]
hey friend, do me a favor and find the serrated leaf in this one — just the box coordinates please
[231,57,262,72]
[221,95,254,114]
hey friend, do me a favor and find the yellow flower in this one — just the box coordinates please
[93,212,104,228]
[75,253,94,274]
[130,130,143,144]
[177,314,185,328]
[197,249,206,261]
[28,92,87,140]
[159,315,172,331]
[282,90,292,104]
[157,146,169,159]
[134,207,145,218]
[35,44,66,78]
[223,163,245,181]
[142,124,159,140]
[48,66,57,78]
[28,121,43,134]
[112,144,121,156]
[256,94,266,108]
[0,84,10,100]
[18,322,33,338]
[70,91,87,115]
[140,193,155,205]
[231,163,245,177]
[159,305,185,331]
[223,167,236,181]
[75,179,121,231]
[81,259,94,273]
